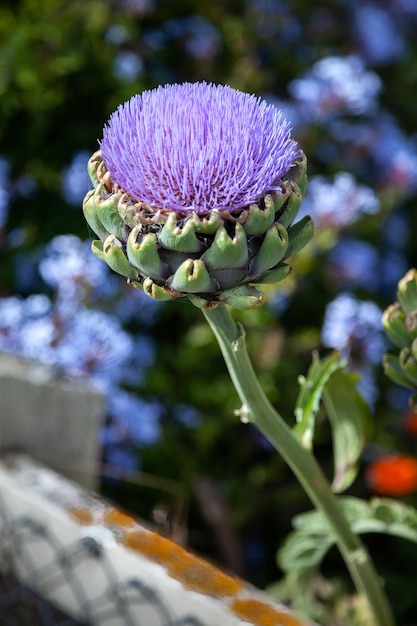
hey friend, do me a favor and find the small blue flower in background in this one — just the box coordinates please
[322,292,387,406]
[322,292,386,366]
[289,56,382,122]
[299,172,380,230]
[0,295,52,355]
[352,4,407,66]
[0,293,135,383]
[0,157,11,232]
[113,51,143,82]
[329,117,417,198]
[105,24,129,46]
[61,151,92,207]
[115,0,154,17]
[101,388,163,471]
[116,335,156,387]
[107,388,162,447]
[248,0,301,42]
[100,82,301,214]
[328,238,380,291]
[53,308,135,384]
[172,403,202,429]
[39,234,119,306]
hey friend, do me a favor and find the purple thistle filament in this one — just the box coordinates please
[100,82,301,215]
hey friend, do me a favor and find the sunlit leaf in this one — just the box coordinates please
[323,370,370,493]
[293,351,342,448]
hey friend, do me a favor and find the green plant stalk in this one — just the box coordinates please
[202,303,395,626]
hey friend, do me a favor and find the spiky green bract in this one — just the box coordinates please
[383,269,417,405]
[83,150,311,310]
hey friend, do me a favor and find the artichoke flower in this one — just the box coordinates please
[383,269,417,401]
[83,82,312,310]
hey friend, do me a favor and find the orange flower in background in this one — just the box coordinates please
[366,455,417,496]
[402,411,417,436]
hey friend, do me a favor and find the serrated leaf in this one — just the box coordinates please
[323,370,369,493]
[293,351,342,449]
[279,496,417,580]
[279,528,333,574]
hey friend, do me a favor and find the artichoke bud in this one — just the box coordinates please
[250,222,289,275]
[127,228,169,280]
[398,269,417,315]
[382,303,410,349]
[83,149,311,310]
[382,269,417,393]
[92,236,138,279]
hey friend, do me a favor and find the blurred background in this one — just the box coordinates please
[1,0,417,623]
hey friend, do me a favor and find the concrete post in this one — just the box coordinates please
[0,352,105,489]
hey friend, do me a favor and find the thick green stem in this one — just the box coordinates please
[202,303,395,626]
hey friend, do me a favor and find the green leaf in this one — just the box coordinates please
[323,370,370,493]
[279,496,417,580]
[293,351,342,449]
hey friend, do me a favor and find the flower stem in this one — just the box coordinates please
[202,303,395,626]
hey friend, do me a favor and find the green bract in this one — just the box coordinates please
[83,150,312,310]
[383,269,417,404]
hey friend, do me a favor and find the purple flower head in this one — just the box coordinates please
[100,82,301,215]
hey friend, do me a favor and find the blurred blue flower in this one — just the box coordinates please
[352,4,407,65]
[105,24,129,46]
[61,151,92,206]
[299,172,380,229]
[0,157,11,231]
[54,307,134,383]
[0,294,53,355]
[116,335,155,387]
[322,292,386,365]
[103,444,141,472]
[116,0,154,16]
[370,118,417,195]
[113,51,143,82]
[14,173,37,199]
[107,388,162,447]
[247,0,301,41]
[327,238,379,291]
[112,285,162,326]
[330,117,417,197]
[0,293,135,385]
[39,234,118,306]
[172,403,202,428]
[182,16,221,60]
[289,55,382,122]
